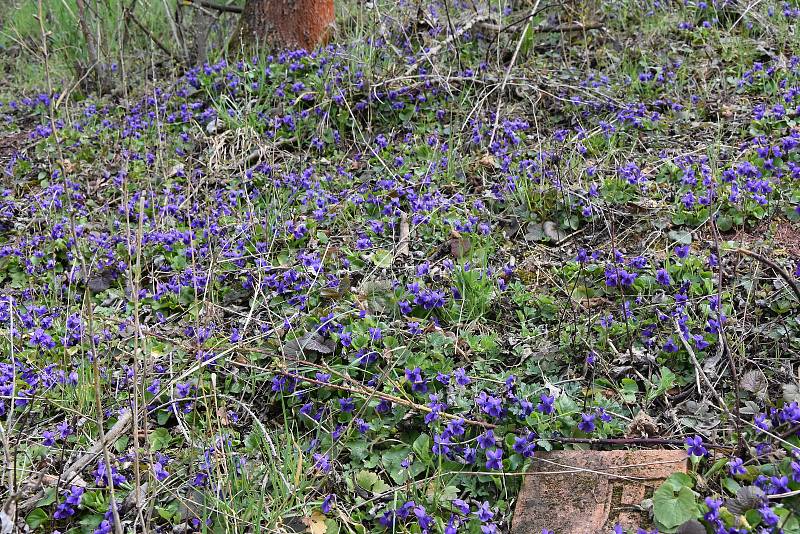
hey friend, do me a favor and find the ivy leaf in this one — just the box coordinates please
[653,481,700,531]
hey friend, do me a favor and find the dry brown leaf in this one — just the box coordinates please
[478,153,496,168]
[216,407,230,426]
[625,411,659,438]
[396,211,410,259]
[449,237,471,258]
[302,510,328,534]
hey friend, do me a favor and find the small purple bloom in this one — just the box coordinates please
[485,447,503,470]
[686,435,707,457]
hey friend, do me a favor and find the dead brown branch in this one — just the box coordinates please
[181,0,242,14]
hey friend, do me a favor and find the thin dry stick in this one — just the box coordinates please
[711,219,744,455]
[403,11,499,77]
[733,248,800,302]
[74,0,109,91]
[488,0,542,145]
[396,211,410,260]
[478,20,604,33]
[35,1,121,531]
[731,0,767,29]
[1,296,16,496]
[549,436,734,451]
[673,319,734,425]
[277,370,497,429]
[16,412,133,515]
[127,195,149,531]
[160,0,188,62]
[128,11,176,59]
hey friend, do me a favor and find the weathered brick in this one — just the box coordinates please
[512,449,687,533]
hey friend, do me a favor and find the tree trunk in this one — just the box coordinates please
[74,0,112,93]
[234,0,334,51]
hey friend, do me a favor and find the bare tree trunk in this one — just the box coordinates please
[74,0,112,93]
[190,9,215,65]
[234,0,334,51]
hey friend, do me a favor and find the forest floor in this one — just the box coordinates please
[1,0,800,533]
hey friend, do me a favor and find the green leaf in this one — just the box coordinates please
[555,393,578,414]
[648,367,677,401]
[355,470,380,491]
[440,485,460,501]
[150,427,172,451]
[355,470,390,494]
[775,508,800,533]
[36,487,57,507]
[26,508,49,530]
[372,479,391,494]
[663,472,694,491]
[157,410,170,426]
[744,508,762,528]
[114,435,129,453]
[78,514,105,530]
[668,229,693,245]
[653,482,700,531]
[349,440,370,464]
[371,249,393,268]
[716,214,733,231]
[325,519,341,534]
[382,446,410,484]
[156,506,175,521]
[620,378,639,403]
[412,433,432,464]
[722,477,741,495]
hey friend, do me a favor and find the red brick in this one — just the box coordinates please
[512,449,687,533]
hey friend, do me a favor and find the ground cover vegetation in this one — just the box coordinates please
[0,0,799,532]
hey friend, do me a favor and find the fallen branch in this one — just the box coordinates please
[733,247,800,302]
[181,0,242,13]
[712,220,745,456]
[225,137,297,171]
[547,436,734,451]
[479,20,604,33]
[118,482,147,518]
[15,411,133,516]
